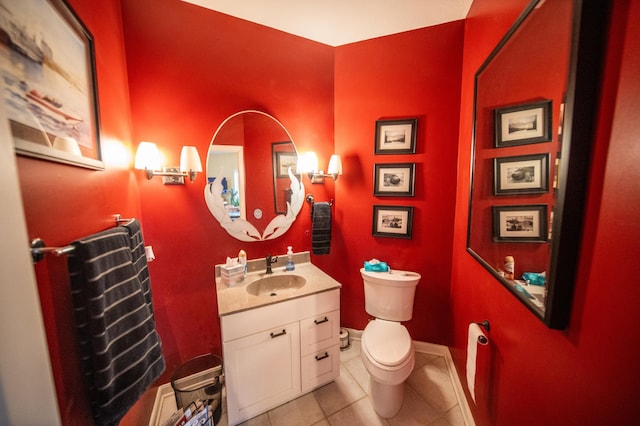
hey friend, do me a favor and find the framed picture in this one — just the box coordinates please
[372,205,414,239]
[274,151,298,178]
[374,118,417,154]
[492,205,548,242]
[494,100,552,147]
[494,153,549,195]
[374,163,415,196]
[1,0,102,170]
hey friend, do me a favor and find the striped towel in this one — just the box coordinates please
[68,227,165,426]
[121,219,153,314]
[311,202,332,255]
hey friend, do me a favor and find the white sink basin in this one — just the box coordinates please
[246,274,306,296]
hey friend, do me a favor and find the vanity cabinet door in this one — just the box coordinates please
[224,321,301,425]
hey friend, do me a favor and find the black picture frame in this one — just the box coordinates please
[373,163,416,196]
[494,153,549,195]
[494,100,552,147]
[374,118,417,154]
[2,0,103,170]
[274,151,298,178]
[492,204,548,242]
[372,205,414,239]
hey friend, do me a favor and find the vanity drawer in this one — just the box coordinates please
[221,289,339,342]
[299,309,340,356]
[301,344,340,392]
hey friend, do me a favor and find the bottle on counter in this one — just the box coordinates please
[238,249,247,276]
[504,255,515,280]
[285,246,295,271]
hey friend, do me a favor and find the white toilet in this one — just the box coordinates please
[360,267,421,418]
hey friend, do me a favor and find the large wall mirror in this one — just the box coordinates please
[467,0,609,328]
[204,110,304,241]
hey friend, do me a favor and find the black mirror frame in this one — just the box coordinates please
[467,0,611,329]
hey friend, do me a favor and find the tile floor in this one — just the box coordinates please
[215,338,472,426]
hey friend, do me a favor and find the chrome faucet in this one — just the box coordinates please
[265,254,278,274]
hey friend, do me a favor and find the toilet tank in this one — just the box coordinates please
[360,268,421,321]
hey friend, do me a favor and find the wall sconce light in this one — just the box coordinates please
[299,152,342,184]
[134,142,203,183]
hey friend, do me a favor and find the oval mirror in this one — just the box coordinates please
[467,0,608,328]
[204,110,304,241]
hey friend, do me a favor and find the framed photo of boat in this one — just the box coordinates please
[0,0,103,170]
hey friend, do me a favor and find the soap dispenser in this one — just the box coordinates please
[285,246,295,271]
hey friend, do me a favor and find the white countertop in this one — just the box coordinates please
[215,252,342,316]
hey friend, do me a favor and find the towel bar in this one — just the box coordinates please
[30,214,135,263]
[305,194,334,206]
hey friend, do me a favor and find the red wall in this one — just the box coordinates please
[16,1,139,423]
[332,24,464,344]
[451,0,640,424]
[119,0,335,383]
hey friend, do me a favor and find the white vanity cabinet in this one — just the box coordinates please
[220,289,340,425]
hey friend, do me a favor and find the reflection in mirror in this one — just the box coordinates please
[204,110,304,242]
[208,145,245,220]
[272,141,298,214]
[467,0,608,328]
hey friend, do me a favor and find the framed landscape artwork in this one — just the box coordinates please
[494,100,551,147]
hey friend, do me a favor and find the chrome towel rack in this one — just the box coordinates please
[29,214,134,263]
[305,194,334,206]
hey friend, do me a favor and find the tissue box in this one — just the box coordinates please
[221,264,244,276]
[220,264,244,286]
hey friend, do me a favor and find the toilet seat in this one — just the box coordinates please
[362,319,412,368]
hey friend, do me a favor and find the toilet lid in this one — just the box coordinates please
[363,320,412,366]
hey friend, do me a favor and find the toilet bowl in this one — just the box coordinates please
[359,268,421,418]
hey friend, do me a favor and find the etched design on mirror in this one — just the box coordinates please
[205,110,304,241]
[204,169,303,241]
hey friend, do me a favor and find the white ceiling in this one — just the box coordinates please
[182,0,473,46]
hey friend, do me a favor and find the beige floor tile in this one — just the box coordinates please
[413,351,441,371]
[406,361,458,415]
[429,405,466,426]
[327,396,389,426]
[343,354,370,393]
[238,412,270,425]
[429,355,451,375]
[267,392,325,426]
[339,339,361,363]
[387,384,441,426]
[313,365,366,416]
